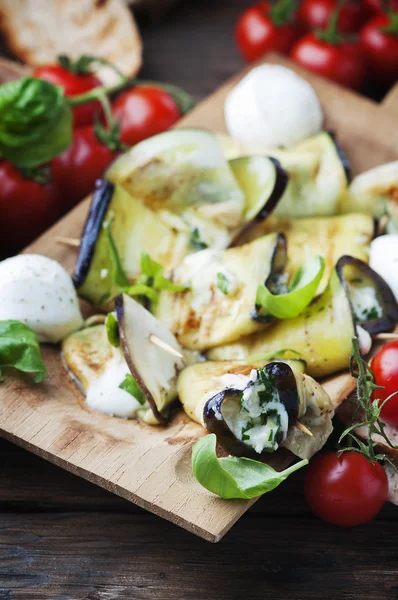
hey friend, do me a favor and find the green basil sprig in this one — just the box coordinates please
[0,320,47,383]
[192,434,308,500]
[0,78,72,169]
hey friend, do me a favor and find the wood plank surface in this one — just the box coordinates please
[3,49,388,541]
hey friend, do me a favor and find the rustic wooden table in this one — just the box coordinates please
[1,0,397,598]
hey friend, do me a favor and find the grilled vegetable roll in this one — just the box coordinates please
[63,295,185,424]
[74,180,189,307]
[155,233,287,350]
[105,129,284,250]
[178,361,333,460]
[344,161,398,232]
[221,131,350,218]
[236,213,375,294]
[208,256,398,378]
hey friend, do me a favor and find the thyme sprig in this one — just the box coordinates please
[338,337,398,466]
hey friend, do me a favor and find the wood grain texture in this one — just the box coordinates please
[0,52,397,542]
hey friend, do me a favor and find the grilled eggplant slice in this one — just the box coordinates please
[115,294,185,423]
[236,213,375,294]
[228,155,288,223]
[219,131,350,217]
[106,128,246,250]
[208,256,398,378]
[63,295,186,424]
[74,181,188,307]
[178,361,333,460]
[345,161,398,231]
[155,233,287,350]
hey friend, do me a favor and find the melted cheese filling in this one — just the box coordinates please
[222,369,289,454]
[85,350,149,419]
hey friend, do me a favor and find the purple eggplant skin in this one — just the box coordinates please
[337,255,398,335]
[251,232,288,323]
[73,179,114,289]
[327,130,352,183]
[256,157,289,221]
[203,362,300,459]
[114,294,167,425]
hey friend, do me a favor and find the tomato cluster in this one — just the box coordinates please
[0,62,182,254]
[236,0,398,91]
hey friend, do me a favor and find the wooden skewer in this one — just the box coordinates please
[85,315,106,327]
[149,334,184,359]
[374,333,398,342]
[295,421,313,437]
[55,236,81,248]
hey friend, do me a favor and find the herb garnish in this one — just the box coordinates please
[338,337,398,466]
[119,374,147,406]
[190,228,207,251]
[216,272,229,295]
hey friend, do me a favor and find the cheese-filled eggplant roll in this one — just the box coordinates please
[178,361,333,460]
[155,233,287,350]
[208,256,398,378]
[236,213,375,294]
[63,294,185,424]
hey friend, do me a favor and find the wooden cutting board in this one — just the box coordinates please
[0,54,397,543]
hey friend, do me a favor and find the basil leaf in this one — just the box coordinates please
[141,253,190,293]
[192,434,308,500]
[103,215,129,289]
[119,374,147,406]
[0,78,72,168]
[0,320,46,383]
[105,313,120,348]
[256,255,325,320]
[216,272,229,295]
[127,283,159,305]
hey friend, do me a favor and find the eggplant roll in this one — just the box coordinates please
[63,295,185,424]
[74,181,190,307]
[221,131,349,218]
[236,213,374,294]
[208,256,398,378]
[177,361,333,460]
[344,161,398,232]
[105,129,285,250]
[155,233,287,350]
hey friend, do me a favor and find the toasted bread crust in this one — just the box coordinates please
[0,0,142,83]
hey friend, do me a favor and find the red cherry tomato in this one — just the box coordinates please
[371,341,398,426]
[0,162,62,252]
[305,452,388,526]
[33,65,102,128]
[298,0,366,34]
[290,33,366,89]
[52,127,117,211]
[235,2,304,62]
[360,14,398,86]
[112,86,181,146]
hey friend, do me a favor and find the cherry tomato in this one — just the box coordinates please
[298,0,366,34]
[33,65,102,128]
[290,33,366,89]
[235,2,304,62]
[0,162,62,252]
[305,452,388,526]
[371,341,398,426]
[360,14,398,86]
[112,86,181,146]
[52,127,117,211]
